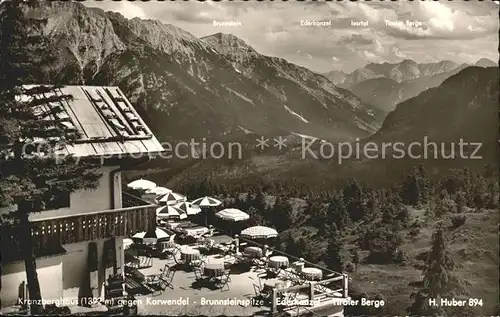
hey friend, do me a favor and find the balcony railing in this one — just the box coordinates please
[1,193,157,263]
[29,205,156,248]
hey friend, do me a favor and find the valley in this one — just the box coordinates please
[0,1,498,315]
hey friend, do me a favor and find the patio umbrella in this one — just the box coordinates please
[157,192,186,205]
[216,208,249,222]
[156,205,187,220]
[132,228,170,244]
[241,226,278,239]
[216,208,249,236]
[173,202,202,216]
[127,178,157,191]
[190,196,222,207]
[146,186,172,196]
[191,196,222,226]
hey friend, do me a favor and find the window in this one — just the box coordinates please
[43,191,70,210]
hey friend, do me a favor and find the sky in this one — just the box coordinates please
[85,0,499,73]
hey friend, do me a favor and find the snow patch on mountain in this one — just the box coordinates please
[238,126,254,134]
[291,132,318,141]
[224,86,255,106]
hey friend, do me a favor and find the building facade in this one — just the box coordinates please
[0,86,164,310]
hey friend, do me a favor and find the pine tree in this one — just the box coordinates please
[324,224,343,272]
[344,179,362,202]
[197,177,213,197]
[350,247,360,272]
[363,197,379,223]
[0,3,101,313]
[455,191,466,213]
[270,196,292,232]
[401,169,421,206]
[253,191,267,212]
[409,225,462,315]
[327,194,350,231]
[417,164,430,204]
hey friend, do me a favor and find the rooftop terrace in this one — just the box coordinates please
[123,232,348,316]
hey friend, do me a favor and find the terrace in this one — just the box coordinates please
[124,231,348,316]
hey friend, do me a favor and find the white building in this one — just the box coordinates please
[0,86,164,310]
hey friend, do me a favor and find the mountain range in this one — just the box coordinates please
[325,58,497,112]
[0,2,383,143]
[1,2,497,187]
[165,65,499,188]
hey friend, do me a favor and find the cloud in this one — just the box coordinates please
[82,1,498,73]
[363,51,381,62]
[391,47,407,59]
[115,2,147,19]
[337,34,374,46]
[382,1,498,40]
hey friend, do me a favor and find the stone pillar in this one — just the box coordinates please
[297,258,305,273]
[343,273,349,298]
[271,288,277,313]
[309,282,315,306]
[234,234,240,253]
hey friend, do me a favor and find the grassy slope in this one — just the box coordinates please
[348,208,499,315]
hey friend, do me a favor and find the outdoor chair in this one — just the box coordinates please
[172,248,185,265]
[138,255,153,268]
[145,264,170,283]
[158,249,174,260]
[252,284,270,301]
[144,265,171,295]
[256,257,269,269]
[253,284,262,298]
[265,268,279,279]
[190,255,206,269]
[193,267,208,283]
[216,269,231,291]
[289,272,305,285]
[158,269,176,290]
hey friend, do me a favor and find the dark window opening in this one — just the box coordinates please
[44,191,70,210]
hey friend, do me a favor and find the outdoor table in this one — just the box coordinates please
[263,279,290,292]
[167,222,181,230]
[204,263,225,278]
[180,248,200,263]
[158,241,175,249]
[184,226,209,237]
[243,246,263,258]
[174,222,196,232]
[209,235,233,245]
[301,267,323,281]
[268,256,289,269]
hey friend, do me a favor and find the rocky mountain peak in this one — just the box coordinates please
[105,12,208,58]
[400,59,417,65]
[0,1,383,142]
[475,58,497,67]
[2,1,125,70]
